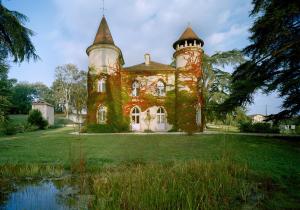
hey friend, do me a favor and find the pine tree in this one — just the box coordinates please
[221,0,300,120]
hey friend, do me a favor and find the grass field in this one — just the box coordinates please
[0,127,299,209]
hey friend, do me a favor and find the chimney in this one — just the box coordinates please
[145,53,150,65]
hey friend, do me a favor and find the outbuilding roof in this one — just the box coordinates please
[32,100,54,107]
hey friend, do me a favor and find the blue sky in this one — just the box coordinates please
[4,0,282,115]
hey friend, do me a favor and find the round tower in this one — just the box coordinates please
[173,26,204,69]
[173,26,205,132]
[86,16,124,126]
[86,16,124,75]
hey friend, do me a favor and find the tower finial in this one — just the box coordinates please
[101,0,106,16]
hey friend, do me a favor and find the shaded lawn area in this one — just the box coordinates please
[0,127,300,209]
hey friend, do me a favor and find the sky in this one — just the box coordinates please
[4,0,282,115]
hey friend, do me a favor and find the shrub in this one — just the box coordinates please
[0,120,17,135]
[24,122,39,132]
[239,122,280,133]
[27,109,48,130]
[86,123,129,133]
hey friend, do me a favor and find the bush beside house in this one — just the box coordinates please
[27,109,48,130]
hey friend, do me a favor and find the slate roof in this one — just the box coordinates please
[124,61,175,72]
[93,16,115,45]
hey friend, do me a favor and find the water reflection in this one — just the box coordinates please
[0,180,86,210]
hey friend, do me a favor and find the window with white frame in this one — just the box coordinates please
[97,106,106,124]
[196,105,201,125]
[131,107,140,124]
[98,79,106,93]
[132,80,140,97]
[157,81,166,96]
[157,107,165,124]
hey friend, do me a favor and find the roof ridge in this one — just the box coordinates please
[124,60,175,71]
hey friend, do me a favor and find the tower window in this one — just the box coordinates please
[157,81,166,96]
[132,80,140,97]
[98,79,106,93]
[97,105,107,124]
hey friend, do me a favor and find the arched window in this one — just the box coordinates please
[132,80,140,97]
[131,107,140,124]
[98,79,106,93]
[97,106,106,124]
[196,105,201,125]
[157,107,165,124]
[157,81,166,96]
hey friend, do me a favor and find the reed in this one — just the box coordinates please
[0,164,64,178]
[90,158,255,210]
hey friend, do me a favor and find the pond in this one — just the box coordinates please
[0,179,92,210]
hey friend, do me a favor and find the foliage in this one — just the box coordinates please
[0,61,14,122]
[10,82,35,114]
[0,3,38,121]
[70,70,87,128]
[0,120,17,135]
[87,63,130,132]
[219,107,251,126]
[201,50,245,124]
[52,64,85,118]
[0,3,38,63]
[86,124,128,133]
[27,109,48,129]
[9,82,53,114]
[222,0,300,120]
[31,82,54,104]
[174,49,203,133]
[239,122,280,133]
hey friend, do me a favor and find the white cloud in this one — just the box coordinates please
[208,24,249,45]
[50,0,252,67]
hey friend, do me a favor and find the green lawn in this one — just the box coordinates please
[0,127,299,174]
[0,127,299,209]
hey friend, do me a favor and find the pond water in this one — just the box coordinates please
[0,180,90,210]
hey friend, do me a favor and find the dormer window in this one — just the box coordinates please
[98,79,106,93]
[157,81,166,96]
[132,80,140,97]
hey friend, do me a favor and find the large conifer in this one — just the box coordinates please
[222,0,300,119]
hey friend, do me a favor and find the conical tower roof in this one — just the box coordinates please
[173,26,204,49]
[93,16,115,45]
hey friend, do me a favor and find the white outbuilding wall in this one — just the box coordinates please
[32,102,54,125]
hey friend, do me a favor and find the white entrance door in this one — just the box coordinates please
[131,107,141,131]
[157,107,166,131]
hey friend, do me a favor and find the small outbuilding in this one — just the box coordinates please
[248,114,266,123]
[32,101,54,125]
